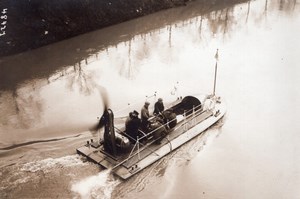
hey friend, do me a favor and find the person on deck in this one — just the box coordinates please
[153,98,164,115]
[125,110,141,143]
[141,101,150,129]
[125,112,133,130]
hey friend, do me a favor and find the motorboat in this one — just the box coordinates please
[76,49,226,179]
[76,93,226,179]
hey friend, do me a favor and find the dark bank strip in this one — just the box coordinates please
[0,0,189,57]
[0,0,249,57]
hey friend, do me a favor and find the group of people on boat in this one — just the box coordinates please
[125,98,165,143]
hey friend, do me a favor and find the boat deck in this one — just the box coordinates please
[77,110,213,173]
[122,110,213,168]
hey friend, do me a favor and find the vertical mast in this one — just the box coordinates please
[213,49,219,96]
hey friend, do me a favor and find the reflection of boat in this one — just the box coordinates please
[76,93,226,179]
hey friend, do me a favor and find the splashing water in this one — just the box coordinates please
[21,155,87,173]
[71,169,120,199]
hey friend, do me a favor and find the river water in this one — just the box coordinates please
[1,0,300,198]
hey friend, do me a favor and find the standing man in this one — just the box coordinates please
[125,111,141,142]
[153,98,164,115]
[141,101,150,129]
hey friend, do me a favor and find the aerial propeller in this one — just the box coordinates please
[88,85,109,135]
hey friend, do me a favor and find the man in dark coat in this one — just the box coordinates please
[153,98,164,115]
[125,110,141,143]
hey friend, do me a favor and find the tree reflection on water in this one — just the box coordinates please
[66,61,97,95]
[0,82,44,129]
[279,0,297,11]
[0,0,298,138]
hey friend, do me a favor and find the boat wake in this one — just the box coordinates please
[71,169,120,199]
[0,134,83,150]
[0,155,91,198]
[21,155,87,173]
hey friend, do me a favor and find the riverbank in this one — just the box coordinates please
[0,0,247,57]
[1,0,186,57]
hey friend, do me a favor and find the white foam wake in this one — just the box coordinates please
[71,169,119,199]
[21,155,87,173]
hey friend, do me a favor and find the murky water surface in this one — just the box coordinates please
[1,0,300,198]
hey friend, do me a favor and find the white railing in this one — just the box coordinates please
[112,103,207,170]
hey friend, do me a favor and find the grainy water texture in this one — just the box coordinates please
[0,0,299,198]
